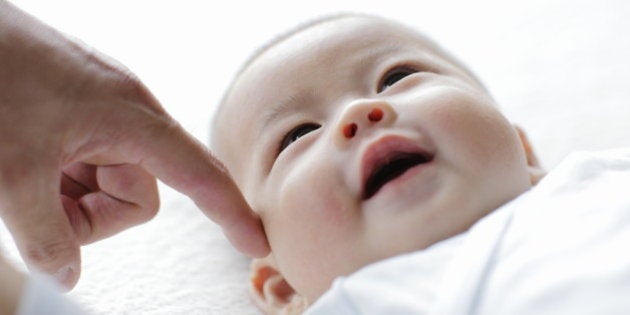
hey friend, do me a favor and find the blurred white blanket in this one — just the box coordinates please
[308,148,630,314]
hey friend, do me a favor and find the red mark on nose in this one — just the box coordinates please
[368,108,384,122]
[343,123,358,138]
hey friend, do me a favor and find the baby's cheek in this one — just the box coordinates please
[271,169,359,298]
[281,162,354,223]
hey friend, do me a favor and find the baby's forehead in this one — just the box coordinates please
[232,16,464,97]
[218,18,448,116]
[218,19,419,129]
[261,15,437,65]
[228,15,444,91]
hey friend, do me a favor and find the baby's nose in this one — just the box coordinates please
[335,99,397,145]
[342,108,383,138]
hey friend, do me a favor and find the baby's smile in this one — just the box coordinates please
[361,134,435,200]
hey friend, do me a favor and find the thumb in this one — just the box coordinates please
[0,160,80,289]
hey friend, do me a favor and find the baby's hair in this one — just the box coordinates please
[211,12,489,141]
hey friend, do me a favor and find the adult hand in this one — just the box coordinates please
[0,0,269,289]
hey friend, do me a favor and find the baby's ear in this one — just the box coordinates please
[514,125,546,185]
[250,255,307,315]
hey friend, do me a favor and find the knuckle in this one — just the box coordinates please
[111,70,165,114]
[115,70,142,93]
[140,195,160,222]
[112,70,143,99]
[136,172,160,220]
[125,176,160,221]
[140,114,182,148]
[22,238,78,267]
[134,180,160,222]
[145,181,161,218]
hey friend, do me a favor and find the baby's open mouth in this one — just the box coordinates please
[363,152,433,199]
[361,136,435,200]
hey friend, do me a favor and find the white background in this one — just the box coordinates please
[8,0,630,166]
[3,1,630,314]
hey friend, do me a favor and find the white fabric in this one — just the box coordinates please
[307,148,630,314]
[306,234,464,315]
[16,272,86,315]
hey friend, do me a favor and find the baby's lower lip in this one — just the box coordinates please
[365,160,435,201]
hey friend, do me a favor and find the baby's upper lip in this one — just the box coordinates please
[360,135,435,200]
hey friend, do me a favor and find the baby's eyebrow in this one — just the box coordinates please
[257,92,313,135]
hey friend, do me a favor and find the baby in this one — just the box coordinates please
[211,13,544,314]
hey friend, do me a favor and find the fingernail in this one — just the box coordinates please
[53,265,75,288]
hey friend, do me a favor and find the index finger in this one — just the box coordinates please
[120,117,270,258]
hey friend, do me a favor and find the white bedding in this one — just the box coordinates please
[1,0,630,314]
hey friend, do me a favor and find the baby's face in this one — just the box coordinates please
[213,16,532,301]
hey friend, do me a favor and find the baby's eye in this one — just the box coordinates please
[378,66,418,93]
[278,123,321,154]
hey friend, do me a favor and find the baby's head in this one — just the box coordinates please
[211,13,543,313]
